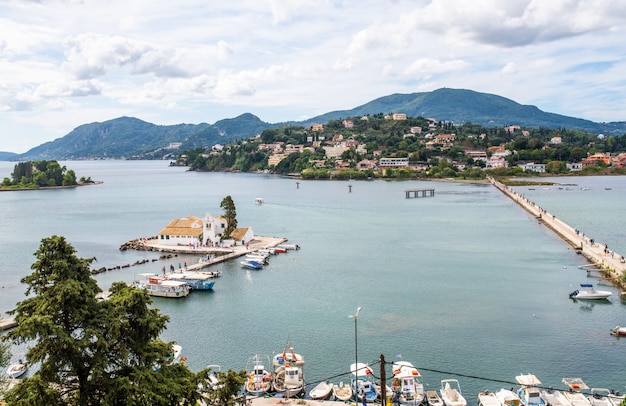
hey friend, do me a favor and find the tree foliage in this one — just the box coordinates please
[4,160,82,189]
[3,235,201,406]
[220,196,238,238]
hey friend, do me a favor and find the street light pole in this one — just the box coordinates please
[349,306,362,401]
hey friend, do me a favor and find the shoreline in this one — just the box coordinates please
[0,181,102,192]
[488,176,626,290]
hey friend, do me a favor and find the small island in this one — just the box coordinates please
[1,160,98,190]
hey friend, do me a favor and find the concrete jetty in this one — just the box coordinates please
[488,176,626,286]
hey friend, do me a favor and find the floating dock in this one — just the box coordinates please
[405,188,435,198]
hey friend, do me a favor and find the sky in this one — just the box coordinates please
[1,0,626,153]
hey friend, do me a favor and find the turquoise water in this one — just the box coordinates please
[1,161,625,401]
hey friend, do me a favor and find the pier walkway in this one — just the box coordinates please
[488,176,626,283]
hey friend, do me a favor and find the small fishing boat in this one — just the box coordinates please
[351,363,378,403]
[255,197,264,205]
[333,381,354,402]
[539,388,570,406]
[516,374,545,406]
[391,361,425,405]
[277,243,300,250]
[587,389,613,406]
[133,274,190,298]
[610,326,626,336]
[273,343,305,397]
[427,390,445,406]
[166,271,216,291]
[440,379,466,406]
[6,359,28,379]
[309,381,333,400]
[245,354,273,396]
[562,378,591,406]
[495,388,522,406]
[245,254,269,264]
[569,284,612,300]
[478,391,503,406]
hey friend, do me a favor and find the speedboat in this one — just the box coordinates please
[245,354,273,396]
[391,361,425,405]
[309,381,333,400]
[333,381,353,402]
[478,391,503,406]
[515,374,545,406]
[587,389,614,406]
[427,390,445,406]
[273,343,305,397]
[569,284,612,300]
[440,379,466,406]
[562,378,591,406]
[495,388,522,406]
[6,359,28,379]
[540,388,570,406]
[351,363,378,403]
[240,260,263,270]
[610,326,626,337]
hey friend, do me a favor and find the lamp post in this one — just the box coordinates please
[349,306,362,400]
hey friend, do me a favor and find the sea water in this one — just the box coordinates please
[1,161,624,402]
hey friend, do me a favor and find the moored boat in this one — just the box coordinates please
[241,260,263,270]
[6,359,28,379]
[245,354,273,396]
[478,391,503,406]
[391,360,425,405]
[516,374,545,406]
[309,381,333,400]
[133,274,190,298]
[569,284,612,300]
[273,343,305,397]
[495,388,522,406]
[166,271,216,291]
[440,379,466,406]
[351,363,378,403]
[562,378,591,406]
[333,381,353,402]
[427,390,445,406]
[539,388,570,406]
[587,389,614,406]
[610,326,626,336]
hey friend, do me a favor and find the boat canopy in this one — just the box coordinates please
[515,374,541,386]
[160,280,188,287]
[562,378,589,390]
[350,362,373,377]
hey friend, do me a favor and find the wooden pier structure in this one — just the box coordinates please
[405,188,435,198]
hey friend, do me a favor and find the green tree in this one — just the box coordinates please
[4,236,200,406]
[62,169,77,186]
[220,196,238,238]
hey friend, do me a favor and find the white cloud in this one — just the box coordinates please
[501,62,518,75]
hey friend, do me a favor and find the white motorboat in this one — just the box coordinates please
[562,378,591,406]
[495,388,522,406]
[245,354,273,396]
[309,381,333,400]
[610,326,626,337]
[255,197,264,205]
[540,388,570,406]
[273,343,305,397]
[240,260,263,270]
[154,344,182,371]
[427,390,445,406]
[391,361,425,405]
[351,363,378,403]
[440,379,467,406]
[516,374,546,406]
[478,391,503,406]
[6,359,28,379]
[587,389,614,406]
[333,381,353,402]
[569,284,612,300]
[133,274,190,298]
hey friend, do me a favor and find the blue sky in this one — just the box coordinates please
[1,0,626,153]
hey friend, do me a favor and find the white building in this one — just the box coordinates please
[379,157,409,167]
[517,162,546,173]
[157,213,254,246]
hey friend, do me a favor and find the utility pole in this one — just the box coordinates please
[380,354,387,406]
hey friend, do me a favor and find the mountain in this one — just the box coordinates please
[301,88,626,134]
[0,151,19,161]
[12,88,626,160]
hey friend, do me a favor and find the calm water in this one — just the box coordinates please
[1,161,625,401]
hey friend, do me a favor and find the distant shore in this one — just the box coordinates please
[0,181,102,192]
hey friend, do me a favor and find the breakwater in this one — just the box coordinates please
[488,176,626,289]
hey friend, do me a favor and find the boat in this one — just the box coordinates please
[495,388,522,406]
[478,391,503,406]
[277,243,300,250]
[154,344,182,371]
[273,343,305,397]
[610,326,626,336]
[427,390,445,406]
[309,381,333,400]
[166,271,216,291]
[245,354,273,396]
[333,381,354,402]
[391,361,425,405]
[245,254,269,264]
[440,379,466,406]
[569,284,612,300]
[587,389,614,406]
[6,359,28,379]
[562,378,591,406]
[255,197,264,205]
[539,388,570,406]
[351,363,378,403]
[516,374,545,406]
[133,274,190,298]
[240,260,263,270]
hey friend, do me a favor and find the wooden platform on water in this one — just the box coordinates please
[405,188,435,198]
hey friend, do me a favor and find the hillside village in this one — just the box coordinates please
[177,113,626,179]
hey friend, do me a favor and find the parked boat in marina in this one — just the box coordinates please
[569,284,612,300]
[6,359,28,379]
[351,363,378,403]
[562,378,591,406]
[516,374,545,406]
[495,388,522,406]
[309,381,333,400]
[478,391,503,406]
[588,389,614,406]
[440,379,467,406]
[391,360,425,405]
[273,343,305,397]
[539,387,570,406]
[333,381,354,402]
[166,271,216,291]
[241,260,264,270]
[245,354,273,396]
[427,390,445,406]
[133,274,190,298]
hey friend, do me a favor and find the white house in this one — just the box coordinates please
[157,213,253,246]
